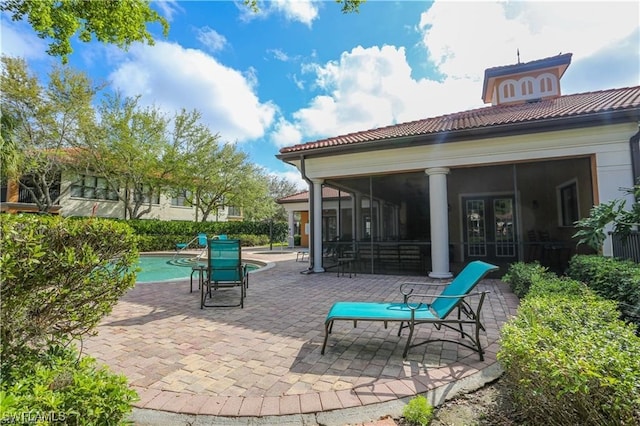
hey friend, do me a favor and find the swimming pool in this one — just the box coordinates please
[135,255,261,283]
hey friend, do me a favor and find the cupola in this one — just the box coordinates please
[482,52,572,106]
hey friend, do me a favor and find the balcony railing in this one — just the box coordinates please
[17,187,61,205]
[612,231,640,263]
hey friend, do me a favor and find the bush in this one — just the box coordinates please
[402,395,434,426]
[0,215,140,425]
[121,219,289,251]
[502,261,555,298]
[499,291,640,425]
[0,215,139,362]
[1,345,138,425]
[526,275,590,299]
[567,255,640,326]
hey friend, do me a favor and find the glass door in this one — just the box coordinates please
[463,195,517,262]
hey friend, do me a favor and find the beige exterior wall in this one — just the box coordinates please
[57,171,230,221]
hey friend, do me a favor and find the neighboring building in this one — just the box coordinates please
[1,169,243,222]
[278,187,353,248]
[277,53,640,277]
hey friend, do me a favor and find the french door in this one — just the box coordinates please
[462,195,517,262]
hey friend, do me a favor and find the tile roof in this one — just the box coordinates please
[279,86,640,155]
[277,187,349,203]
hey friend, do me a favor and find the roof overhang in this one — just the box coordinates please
[276,107,639,164]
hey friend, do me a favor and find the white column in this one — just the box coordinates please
[354,192,362,241]
[426,167,452,278]
[350,193,356,241]
[312,179,325,272]
[376,200,381,239]
[287,210,295,248]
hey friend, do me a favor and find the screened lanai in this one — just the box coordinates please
[318,156,596,276]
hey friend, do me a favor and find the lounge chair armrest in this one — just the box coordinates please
[405,291,490,305]
[406,290,489,302]
[400,281,449,296]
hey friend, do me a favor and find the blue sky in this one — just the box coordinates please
[2,1,639,190]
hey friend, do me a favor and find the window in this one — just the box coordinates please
[171,189,191,207]
[521,79,534,96]
[557,180,579,226]
[71,175,118,201]
[134,185,160,205]
[227,206,242,217]
[537,73,557,95]
[501,82,515,99]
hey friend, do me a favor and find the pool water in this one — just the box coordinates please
[135,255,260,283]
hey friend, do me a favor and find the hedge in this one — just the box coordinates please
[0,215,140,424]
[120,219,288,251]
[498,262,640,425]
[567,255,640,327]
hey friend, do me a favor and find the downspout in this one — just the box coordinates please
[299,155,315,273]
[629,122,640,191]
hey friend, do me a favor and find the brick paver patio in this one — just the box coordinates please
[82,249,519,425]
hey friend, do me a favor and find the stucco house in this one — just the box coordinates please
[277,53,640,277]
[1,169,242,222]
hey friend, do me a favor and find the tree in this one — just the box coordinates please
[242,173,299,221]
[192,143,264,222]
[1,0,169,63]
[0,106,20,182]
[86,94,167,219]
[1,56,98,212]
[574,184,640,251]
[85,95,216,219]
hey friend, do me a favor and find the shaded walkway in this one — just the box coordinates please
[82,250,519,425]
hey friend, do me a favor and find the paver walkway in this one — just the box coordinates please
[82,249,519,425]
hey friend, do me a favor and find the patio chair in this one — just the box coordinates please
[201,238,247,308]
[176,233,208,251]
[321,260,499,360]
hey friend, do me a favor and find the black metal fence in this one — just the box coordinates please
[612,232,640,263]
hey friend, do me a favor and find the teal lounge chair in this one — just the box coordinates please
[321,260,499,360]
[176,233,208,251]
[201,238,247,308]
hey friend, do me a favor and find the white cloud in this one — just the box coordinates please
[239,0,319,26]
[197,27,227,53]
[152,0,184,22]
[270,117,303,147]
[290,45,482,140]
[283,0,639,144]
[277,167,308,191]
[108,41,276,142]
[0,18,47,60]
[419,1,640,84]
[270,0,319,27]
[269,48,291,62]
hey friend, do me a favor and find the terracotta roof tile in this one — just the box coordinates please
[279,86,640,155]
[277,187,349,203]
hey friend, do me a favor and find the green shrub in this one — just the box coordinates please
[1,345,138,425]
[402,395,434,426]
[567,255,640,326]
[119,219,288,251]
[502,261,555,298]
[0,215,139,362]
[526,275,590,299]
[498,294,640,425]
